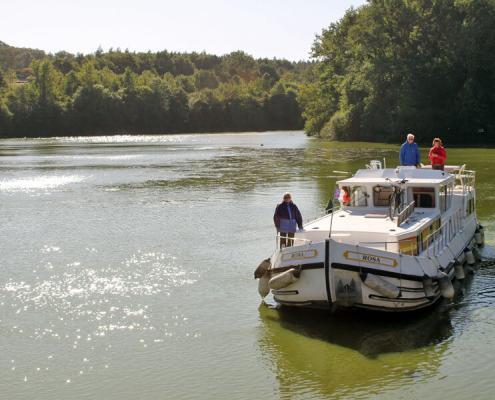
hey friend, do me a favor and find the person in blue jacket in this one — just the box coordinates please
[273,192,303,248]
[400,133,420,167]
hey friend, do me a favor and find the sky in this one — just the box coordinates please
[0,0,366,61]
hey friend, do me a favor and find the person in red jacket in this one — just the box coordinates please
[429,138,446,170]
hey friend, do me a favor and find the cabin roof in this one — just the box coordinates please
[337,167,454,186]
[304,208,439,236]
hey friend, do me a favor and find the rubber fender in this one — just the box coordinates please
[465,249,476,265]
[475,231,483,246]
[454,263,465,280]
[254,258,271,279]
[438,271,454,299]
[269,268,300,290]
[422,275,436,298]
[258,274,270,298]
[472,247,482,262]
[456,251,466,265]
[360,272,400,299]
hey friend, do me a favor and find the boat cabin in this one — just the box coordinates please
[300,166,475,257]
[336,166,455,215]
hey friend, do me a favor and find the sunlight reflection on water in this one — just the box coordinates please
[1,132,495,400]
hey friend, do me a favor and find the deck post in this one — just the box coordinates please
[324,239,332,309]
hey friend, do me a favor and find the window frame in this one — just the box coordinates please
[350,186,369,207]
[372,185,394,207]
[410,186,436,208]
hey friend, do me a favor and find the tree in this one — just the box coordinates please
[0,42,312,136]
[300,0,495,143]
[193,70,219,90]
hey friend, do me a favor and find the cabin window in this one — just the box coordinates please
[373,186,393,207]
[411,187,435,208]
[420,218,441,250]
[399,237,418,256]
[350,186,368,207]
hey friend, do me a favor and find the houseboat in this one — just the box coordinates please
[254,163,484,312]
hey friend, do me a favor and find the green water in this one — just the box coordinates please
[0,131,494,399]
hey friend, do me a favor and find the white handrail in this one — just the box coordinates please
[425,207,464,257]
[276,233,313,250]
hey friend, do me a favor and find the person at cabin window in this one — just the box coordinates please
[429,138,446,171]
[339,186,351,206]
[273,192,303,248]
[399,133,420,167]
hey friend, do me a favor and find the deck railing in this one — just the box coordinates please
[397,201,415,226]
[275,191,468,257]
[424,207,464,257]
[357,208,464,257]
[453,165,476,194]
[276,233,313,250]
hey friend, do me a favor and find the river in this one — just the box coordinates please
[1,131,494,399]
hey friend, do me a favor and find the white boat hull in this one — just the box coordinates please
[268,216,477,312]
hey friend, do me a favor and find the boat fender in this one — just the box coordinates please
[422,275,436,298]
[258,275,270,298]
[254,258,271,279]
[438,271,455,299]
[360,272,400,299]
[479,225,485,246]
[454,262,465,280]
[465,248,476,266]
[269,268,301,290]
[475,230,484,247]
[456,251,466,265]
[465,266,475,275]
[472,247,482,263]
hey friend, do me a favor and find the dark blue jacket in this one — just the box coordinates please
[274,202,303,231]
[400,141,420,166]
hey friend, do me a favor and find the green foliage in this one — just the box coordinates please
[0,43,308,136]
[300,0,495,143]
[0,68,6,89]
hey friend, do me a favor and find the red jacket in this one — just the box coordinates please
[429,146,446,166]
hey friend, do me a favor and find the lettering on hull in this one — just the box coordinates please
[282,249,318,262]
[343,250,398,268]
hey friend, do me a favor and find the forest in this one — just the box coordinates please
[0,41,309,137]
[300,0,495,144]
[1,0,495,142]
